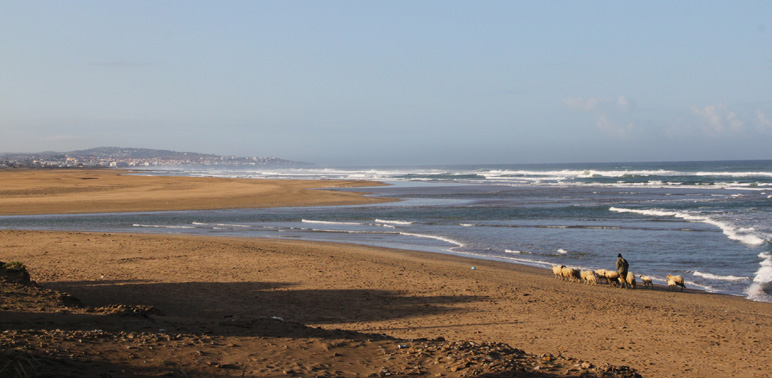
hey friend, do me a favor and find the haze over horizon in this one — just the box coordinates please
[2,2,771,166]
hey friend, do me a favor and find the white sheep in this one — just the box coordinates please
[561,266,581,282]
[552,265,564,280]
[618,274,628,288]
[583,271,599,285]
[639,275,653,289]
[559,266,571,281]
[666,274,686,292]
[594,269,609,284]
[625,271,636,289]
[605,271,620,287]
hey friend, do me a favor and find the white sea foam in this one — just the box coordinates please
[132,224,195,229]
[747,252,772,302]
[301,219,362,226]
[375,219,413,225]
[694,171,772,178]
[483,168,680,179]
[306,229,392,235]
[460,223,476,227]
[687,281,718,293]
[192,222,252,228]
[557,248,569,254]
[143,165,772,192]
[504,249,531,254]
[609,207,767,246]
[455,251,555,269]
[692,271,751,282]
[399,232,464,248]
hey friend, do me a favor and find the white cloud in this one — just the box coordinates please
[563,97,600,111]
[563,95,636,137]
[690,103,744,135]
[757,109,772,133]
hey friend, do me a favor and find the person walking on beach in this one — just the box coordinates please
[616,253,629,288]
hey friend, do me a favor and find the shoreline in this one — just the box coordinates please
[0,168,753,302]
[3,169,772,376]
[4,221,722,299]
[0,167,755,302]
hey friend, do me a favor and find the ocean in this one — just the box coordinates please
[2,160,771,302]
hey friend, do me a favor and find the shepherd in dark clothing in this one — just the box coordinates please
[616,253,629,288]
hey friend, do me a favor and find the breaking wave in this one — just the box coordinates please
[132,224,196,229]
[375,219,414,225]
[692,271,751,282]
[504,249,531,254]
[192,222,252,228]
[747,252,772,302]
[399,232,465,249]
[301,219,362,226]
[609,207,767,246]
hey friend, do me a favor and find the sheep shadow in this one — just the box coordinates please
[22,279,487,338]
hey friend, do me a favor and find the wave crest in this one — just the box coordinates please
[375,219,414,225]
[301,219,362,226]
[610,207,767,246]
[693,271,751,282]
[747,252,772,302]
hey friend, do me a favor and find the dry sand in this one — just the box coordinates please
[2,169,772,377]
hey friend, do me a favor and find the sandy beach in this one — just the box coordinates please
[2,170,772,377]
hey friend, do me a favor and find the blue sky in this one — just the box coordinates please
[2,1,771,165]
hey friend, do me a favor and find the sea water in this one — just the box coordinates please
[1,160,771,302]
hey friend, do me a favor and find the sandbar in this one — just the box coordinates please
[0,169,393,215]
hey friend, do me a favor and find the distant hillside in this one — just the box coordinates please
[71,147,220,160]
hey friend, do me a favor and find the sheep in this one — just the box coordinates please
[559,266,571,281]
[639,275,654,289]
[605,271,620,287]
[569,268,581,282]
[580,270,591,281]
[552,265,564,280]
[618,274,628,289]
[561,266,581,282]
[625,271,636,289]
[594,269,609,284]
[583,271,599,285]
[559,266,569,281]
[666,274,686,292]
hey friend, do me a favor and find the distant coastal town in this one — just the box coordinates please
[0,147,306,169]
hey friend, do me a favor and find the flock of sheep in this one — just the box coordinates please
[551,265,687,291]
